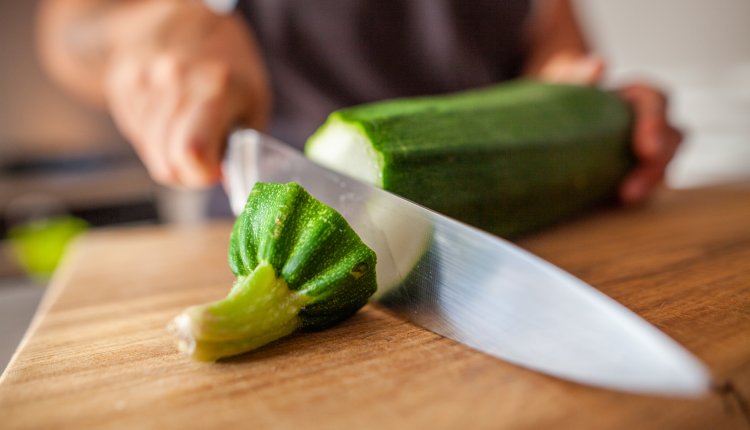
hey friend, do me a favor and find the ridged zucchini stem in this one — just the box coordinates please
[169,262,310,362]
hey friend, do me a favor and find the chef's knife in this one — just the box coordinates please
[223,129,711,397]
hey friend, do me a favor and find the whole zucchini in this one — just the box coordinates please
[171,182,377,361]
[305,80,633,237]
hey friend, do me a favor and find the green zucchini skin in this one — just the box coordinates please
[306,80,634,237]
[228,182,377,330]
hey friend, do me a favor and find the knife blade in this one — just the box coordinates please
[222,128,711,397]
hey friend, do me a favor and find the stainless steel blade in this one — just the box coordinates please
[222,129,711,397]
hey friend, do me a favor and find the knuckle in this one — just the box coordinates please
[669,127,685,147]
[182,173,215,188]
[185,135,215,164]
[675,128,685,144]
[203,62,232,95]
[621,82,667,106]
[211,62,231,84]
[170,132,207,165]
[153,54,185,82]
[108,61,149,94]
[123,59,148,84]
[150,166,179,186]
[652,90,668,108]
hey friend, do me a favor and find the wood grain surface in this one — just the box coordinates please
[1,185,749,429]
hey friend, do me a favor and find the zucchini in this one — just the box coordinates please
[170,182,377,361]
[305,80,633,237]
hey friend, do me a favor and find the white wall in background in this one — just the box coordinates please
[576,0,750,188]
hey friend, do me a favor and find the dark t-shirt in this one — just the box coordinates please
[237,0,532,147]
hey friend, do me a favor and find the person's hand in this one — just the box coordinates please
[533,53,683,205]
[103,2,270,188]
[616,84,682,204]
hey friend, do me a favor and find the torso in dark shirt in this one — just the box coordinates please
[237,0,531,146]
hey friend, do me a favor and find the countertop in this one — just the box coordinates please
[1,185,749,429]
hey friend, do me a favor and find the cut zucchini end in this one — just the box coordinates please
[305,118,383,186]
[169,262,309,362]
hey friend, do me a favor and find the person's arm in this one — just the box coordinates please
[36,0,270,187]
[524,0,682,204]
[523,0,603,84]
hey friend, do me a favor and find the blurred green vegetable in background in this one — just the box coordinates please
[8,216,88,280]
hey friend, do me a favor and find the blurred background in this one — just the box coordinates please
[0,0,215,370]
[0,0,748,371]
[579,0,750,188]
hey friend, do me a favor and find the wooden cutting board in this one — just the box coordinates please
[1,185,749,429]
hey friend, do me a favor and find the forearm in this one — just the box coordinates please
[523,0,593,78]
[35,0,220,106]
[37,0,125,105]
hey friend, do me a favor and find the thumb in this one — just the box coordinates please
[537,53,606,85]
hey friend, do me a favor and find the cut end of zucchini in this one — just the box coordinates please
[170,313,196,357]
[305,118,383,186]
[169,262,309,362]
